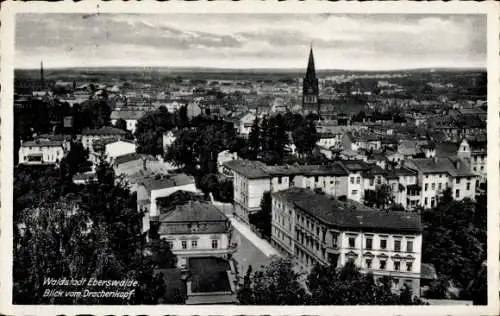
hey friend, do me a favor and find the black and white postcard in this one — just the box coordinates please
[1,2,498,316]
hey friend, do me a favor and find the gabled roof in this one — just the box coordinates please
[407,157,475,177]
[140,173,195,191]
[159,201,227,223]
[273,187,422,233]
[110,110,146,120]
[21,140,64,148]
[82,127,126,136]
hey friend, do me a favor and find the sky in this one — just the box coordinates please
[15,13,487,70]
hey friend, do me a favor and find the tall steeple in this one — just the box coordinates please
[40,61,45,90]
[302,44,320,115]
[305,44,316,81]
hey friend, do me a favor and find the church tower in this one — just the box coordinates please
[40,61,45,90]
[302,45,319,115]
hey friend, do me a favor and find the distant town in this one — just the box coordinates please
[13,46,487,305]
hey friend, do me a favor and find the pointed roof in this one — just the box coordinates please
[305,45,317,80]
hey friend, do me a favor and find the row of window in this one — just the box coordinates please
[363,258,413,272]
[167,239,219,250]
[350,176,361,184]
[348,237,414,253]
[424,181,473,192]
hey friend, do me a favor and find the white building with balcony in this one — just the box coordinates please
[271,187,423,297]
[158,201,232,268]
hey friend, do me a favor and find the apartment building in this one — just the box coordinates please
[80,127,126,152]
[271,187,422,296]
[18,139,67,165]
[456,138,487,184]
[404,157,478,208]
[223,159,350,223]
[158,201,232,268]
[386,167,420,210]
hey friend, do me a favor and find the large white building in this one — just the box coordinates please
[18,139,67,165]
[224,159,350,223]
[405,157,478,208]
[272,187,423,297]
[158,201,232,268]
[456,139,487,185]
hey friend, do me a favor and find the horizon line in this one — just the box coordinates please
[15,65,487,72]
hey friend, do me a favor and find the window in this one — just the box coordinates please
[377,177,382,185]
[424,183,428,191]
[366,259,372,269]
[406,262,413,272]
[181,241,187,249]
[480,166,484,171]
[370,179,374,186]
[473,167,477,172]
[380,239,387,250]
[167,241,173,249]
[278,177,282,184]
[315,176,319,182]
[357,177,361,184]
[350,177,355,184]
[379,260,386,270]
[352,190,358,195]
[466,182,471,190]
[431,183,435,190]
[348,237,356,248]
[212,240,218,249]
[438,183,442,190]
[455,189,460,198]
[407,241,413,253]
[456,178,460,184]
[366,238,373,250]
[191,240,198,248]
[394,240,401,252]
[394,261,400,271]
[424,197,428,206]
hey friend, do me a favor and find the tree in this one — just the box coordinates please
[114,118,127,131]
[292,118,318,160]
[135,107,174,156]
[238,257,309,305]
[363,184,394,209]
[249,191,272,239]
[59,141,92,179]
[13,156,173,304]
[307,261,423,305]
[247,118,261,160]
[421,190,487,297]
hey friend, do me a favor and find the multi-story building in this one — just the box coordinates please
[137,173,199,234]
[271,187,423,296]
[110,110,147,133]
[224,159,350,223]
[18,139,67,165]
[386,167,420,210]
[457,138,487,184]
[158,201,232,268]
[404,157,478,208]
[80,127,126,152]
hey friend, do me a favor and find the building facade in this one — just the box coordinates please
[158,202,232,268]
[302,46,320,115]
[271,188,423,296]
[18,139,66,165]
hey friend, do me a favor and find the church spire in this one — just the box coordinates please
[40,61,45,90]
[305,44,316,81]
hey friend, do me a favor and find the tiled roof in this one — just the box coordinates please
[435,142,459,158]
[273,187,422,233]
[110,110,146,120]
[339,159,371,172]
[222,160,270,179]
[82,127,126,136]
[140,173,195,191]
[159,201,228,223]
[407,157,475,177]
[21,140,64,147]
[386,167,417,179]
[114,153,155,165]
[224,159,350,178]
